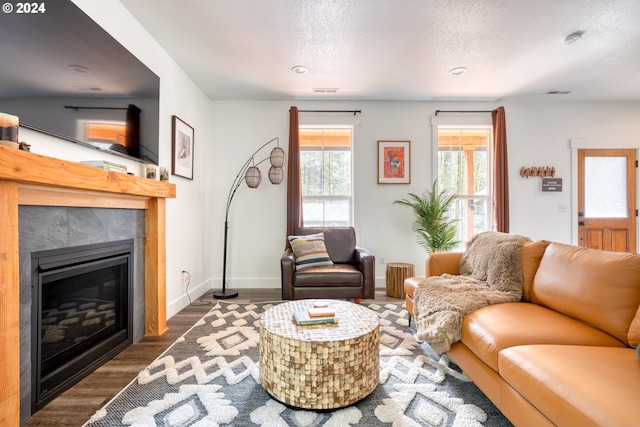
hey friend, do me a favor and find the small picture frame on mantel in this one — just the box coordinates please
[171,115,194,180]
[378,140,410,184]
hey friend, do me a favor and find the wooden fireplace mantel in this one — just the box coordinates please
[0,146,176,426]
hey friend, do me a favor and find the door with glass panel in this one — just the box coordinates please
[577,149,636,252]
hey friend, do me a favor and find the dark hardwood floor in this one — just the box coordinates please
[24,288,402,426]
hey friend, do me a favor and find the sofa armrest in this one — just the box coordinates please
[426,251,463,277]
[355,247,375,299]
[404,252,462,320]
[281,248,296,300]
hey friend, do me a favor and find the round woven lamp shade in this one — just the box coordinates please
[269,147,286,168]
[245,166,262,188]
[268,166,284,184]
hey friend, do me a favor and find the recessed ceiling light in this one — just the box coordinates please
[69,64,90,73]
[564,31,584,45]
[449,67,467,76]
[291,65,308,74]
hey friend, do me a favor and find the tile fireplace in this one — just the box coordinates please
[19,207,145,421]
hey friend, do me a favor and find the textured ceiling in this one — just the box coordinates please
[119,0,640,102]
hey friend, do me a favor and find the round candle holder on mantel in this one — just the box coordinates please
[0,112,19,149]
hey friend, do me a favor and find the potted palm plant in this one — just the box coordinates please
[394,180,459,252]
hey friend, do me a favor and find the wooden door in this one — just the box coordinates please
[577,149,636,252]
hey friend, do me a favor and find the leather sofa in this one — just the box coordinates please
[281,227,375,301]
[404,241,640,427]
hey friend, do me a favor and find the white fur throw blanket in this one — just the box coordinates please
[413,231,531,354]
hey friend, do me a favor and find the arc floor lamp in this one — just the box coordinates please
[213,137,286,299]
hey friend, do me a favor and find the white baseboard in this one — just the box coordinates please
[166,278,213,318]
[167,276,390,318]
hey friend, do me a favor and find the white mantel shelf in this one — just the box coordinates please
[0,146,176,427]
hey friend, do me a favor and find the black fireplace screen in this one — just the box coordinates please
[31,240,133,412]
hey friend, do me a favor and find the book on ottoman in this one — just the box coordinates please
[308,307,336,317]
[293,310,338,326]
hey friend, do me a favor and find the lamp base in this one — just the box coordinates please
[212,289,239,299]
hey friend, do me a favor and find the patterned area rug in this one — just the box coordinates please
[84,301,512,427]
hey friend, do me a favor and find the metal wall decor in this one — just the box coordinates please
[520,166,556,179]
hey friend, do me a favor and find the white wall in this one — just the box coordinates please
[505,100,640,243]
[210,99,640,289]
[210,100,492,288]
[19,2,640,316]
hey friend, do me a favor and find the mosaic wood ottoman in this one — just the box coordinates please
[259,299,380,410]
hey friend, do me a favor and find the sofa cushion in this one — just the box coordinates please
[295,227,356,263]
[520,240,551,302]
[293,264,362,286]
[629,306,640,348]
[499,345,640,427]
[531,242,640,346]
[425,251,462,277]
[288,233,333,270]
[461,302,626,371]
[459,231,531,298]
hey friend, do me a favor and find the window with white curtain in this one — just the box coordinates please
[299,126,353,227]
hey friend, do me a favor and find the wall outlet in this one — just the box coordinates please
[380,256,385,264]
[181,270,191,286]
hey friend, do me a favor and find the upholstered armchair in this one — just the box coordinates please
[281,227,375,301]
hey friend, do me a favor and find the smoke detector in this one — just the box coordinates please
[449,67,467,76]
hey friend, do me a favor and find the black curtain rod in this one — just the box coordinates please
[435,110,495,115]
[298,109,362,115]
[64,106,128,111]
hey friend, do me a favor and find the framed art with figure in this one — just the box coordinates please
[378,140,410,184]
[172,115,194,180]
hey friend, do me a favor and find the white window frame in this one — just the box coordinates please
[299,125,355,227]
[431,114,493,246]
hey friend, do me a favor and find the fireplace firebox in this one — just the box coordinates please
[31,240,134,412]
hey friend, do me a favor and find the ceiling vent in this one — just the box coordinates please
[74,86,103,92]
[313,88,339,94]
[545,90,572,95]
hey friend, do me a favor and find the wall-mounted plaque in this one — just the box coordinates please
[542,178,563,192]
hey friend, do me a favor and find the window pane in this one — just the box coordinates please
[473,150,488,195]
[438,150,463,194]
[300,128,351,148]
[300,126,353,227]
[438,127,491,244]
[324,151,351,196]
[303,199,350,227]
[301,151,323,196]
[584,156,627,218]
